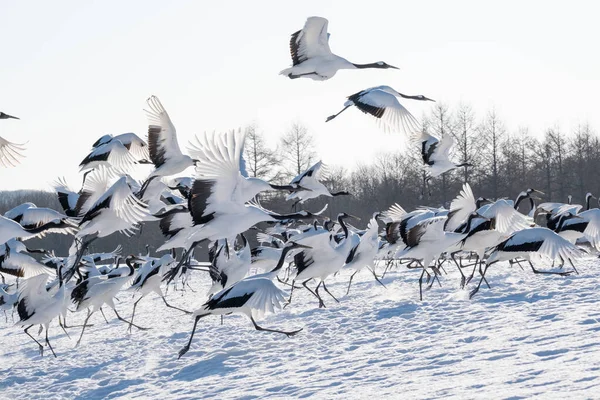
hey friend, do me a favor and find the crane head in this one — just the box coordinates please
[374,61,399,70]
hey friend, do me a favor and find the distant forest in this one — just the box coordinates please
[3,102,599,258]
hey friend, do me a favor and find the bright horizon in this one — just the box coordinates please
[1,1,599,190]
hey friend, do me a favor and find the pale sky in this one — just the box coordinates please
[1,1,599,190]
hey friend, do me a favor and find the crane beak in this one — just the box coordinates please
[423,96,435,102]
[533,189,545,195]
[348,214,361,221]
[389,65,400,70]
[6,114,19,120]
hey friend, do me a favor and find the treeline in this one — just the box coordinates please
[247,103,600,222]
[3,102,599,257]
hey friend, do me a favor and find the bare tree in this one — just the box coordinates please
[243,124,280,181]
[452,103,479,184]
[279,122,317,178]
[513,127,538,190]
[569,123,594,201]
[479,109,506,199]
[545,127,569,201]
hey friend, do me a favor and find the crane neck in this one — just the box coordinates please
[587,196,592,211]
[529,197,535,211]
[269,246,294,275]
[556,214,571,231]
[338,215,349,239]
[464,213,481,233]
[514,193,527,210]
[351,62,380,69]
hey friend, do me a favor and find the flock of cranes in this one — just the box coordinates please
[0,16,597,360]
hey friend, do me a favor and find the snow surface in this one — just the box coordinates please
[2,259,600,399]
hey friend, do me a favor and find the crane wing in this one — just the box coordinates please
[188,130,250,218]
[2,252,54,278]
[290,160,323,185]
[113,133,150,162]
[445,183,476,232]
[348,215,379,265]
[381,203,407,223]
[79,141,138,174]
[350,89,420,136]
[481,199,532,235]
[289,17,332,66]
[19,208,69,229]
[16,273,52,321]
[53,177,79,216]
[536,228,584,262]
[430,134,454,163]
[108,178,150,226]
[75,167,111,217]
[582,209,600,250]
[145,95,185,168]
[0,136,25,168]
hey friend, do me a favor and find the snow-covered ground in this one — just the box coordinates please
[2,259,600,399]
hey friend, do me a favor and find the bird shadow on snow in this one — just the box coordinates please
[73,378,145,400]
[375,302,419,320]
[172,350,246,382]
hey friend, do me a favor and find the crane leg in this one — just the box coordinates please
[62,312,92,329]
[185,282,197,293]
[528,261,572,276]
[289,72,321,79]
[369,267,387,288]
[128,297,143,333]
[178,313,209,359]
[418,268,426,301]
[163,247,191,285]
[325,105,351,122]
[277,277,302,289]
[250,316,302,337]
[291,200,300,212]
[568,259,579,275]
[469,263,490,299]
[381,259,393,279]
[114,309,149,330]
[346,271,358,296]
[45,327,57,358]
[100,308,109,324]
[58,316,71,339]
[451,252,467,288]
[284,281,295,308]
[162,296,192,314]
[304,280,325,308]
[478,261,491,289]
[465,256,480,285]
[512,258,525,271]
[76,310,93,347]
[321,281,339,303]
[24,325,44,356]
